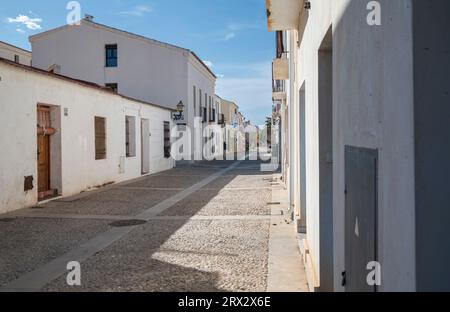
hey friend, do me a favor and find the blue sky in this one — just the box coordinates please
[0,0,274,125]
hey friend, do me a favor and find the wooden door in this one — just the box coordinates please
[37,105,53,196]
[37,134,50,192]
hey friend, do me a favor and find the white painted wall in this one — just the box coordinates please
[30,20,216,160]
[0,41,32,66]
[285,0,416,291]
[30,21,188,109]
[31,20,216,112]
[0,61,174,214]
[186,56,217,158]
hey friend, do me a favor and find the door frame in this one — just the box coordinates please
[141,118,150,174]
[37,104,57,200]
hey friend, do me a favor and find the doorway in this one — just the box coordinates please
[344,146,378,292]
[298,82,307,233]
[37,105,57,200]
[318,26,334,291]
[141,119,150,174]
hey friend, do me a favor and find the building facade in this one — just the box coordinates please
[266,0,450,292]
[0,41,32,66]
[30,18,217,160]
[219,98,247,155]
[0,58,174,214]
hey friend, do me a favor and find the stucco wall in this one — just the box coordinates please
[30,21,188,110]
[0,61,174,214]
[291,0,416,291]
[0,42,32,66]
[186,58,216,158]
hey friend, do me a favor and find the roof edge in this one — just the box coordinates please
[30,19,216,79]
[0,57,175,112]
[0,41,31,55]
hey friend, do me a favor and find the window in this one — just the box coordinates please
[95,117,107,160]
[14,55,19,63]
[193,86,197,117]
[125,116,136,157]
[211,108,216,122]
[164,121,171,158]
[105,44,118,67]
[202,107,207,123]
[106,83,118,92]
[199,89,203,117]
[209,96,212,121]
[205,93,208,117]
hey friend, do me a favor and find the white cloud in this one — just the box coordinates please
[222,33,236,41]
[16,28,26,34]
[119,5,152,16]
[203,60,213,68]
[217,74,225,78]
[7,15,42,30]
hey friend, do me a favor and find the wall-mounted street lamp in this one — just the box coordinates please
[173,100,185,121]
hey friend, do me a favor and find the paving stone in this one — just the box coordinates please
[159,189,271,217]
[43,220,269,292]
[0,218,110,287]
[37,188,181,216]
[204,175,271,189]
[2,160,276,292]
[126,175,207,189]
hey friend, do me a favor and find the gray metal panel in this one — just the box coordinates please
[345,146,378,292]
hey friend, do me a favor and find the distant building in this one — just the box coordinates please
[220,98,239,126]
[0,41,31,66]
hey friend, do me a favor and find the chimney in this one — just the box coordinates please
[84,14,94,22]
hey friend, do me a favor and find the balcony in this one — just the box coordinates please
[266,0,304,31]
[272,57,289,80]
[272,80,286,101]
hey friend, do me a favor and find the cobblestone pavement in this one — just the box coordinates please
[0,160,277,292]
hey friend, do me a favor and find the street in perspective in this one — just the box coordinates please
[0,0,449,298]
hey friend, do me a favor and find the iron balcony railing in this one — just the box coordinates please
[273,79,285,93]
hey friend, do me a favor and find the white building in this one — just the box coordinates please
[0,41,32,66]
[266,0,450,292]
[0,57,174,214]
[30,17,218,160]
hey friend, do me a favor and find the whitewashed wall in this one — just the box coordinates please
[30,20,216,160]
[30,20,188,109]
[0,42,32,66]
[0,61,174,214]
[288,0,416,291]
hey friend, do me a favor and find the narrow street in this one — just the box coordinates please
[0,160,307,292]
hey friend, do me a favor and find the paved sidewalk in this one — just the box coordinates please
[0,160,307,292]
[267,176,309,292]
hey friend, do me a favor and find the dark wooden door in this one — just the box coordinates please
[37,106,52,195]
[345,146,378,292]
[37,134,50,192]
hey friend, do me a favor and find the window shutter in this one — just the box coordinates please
[95,117,107,160]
